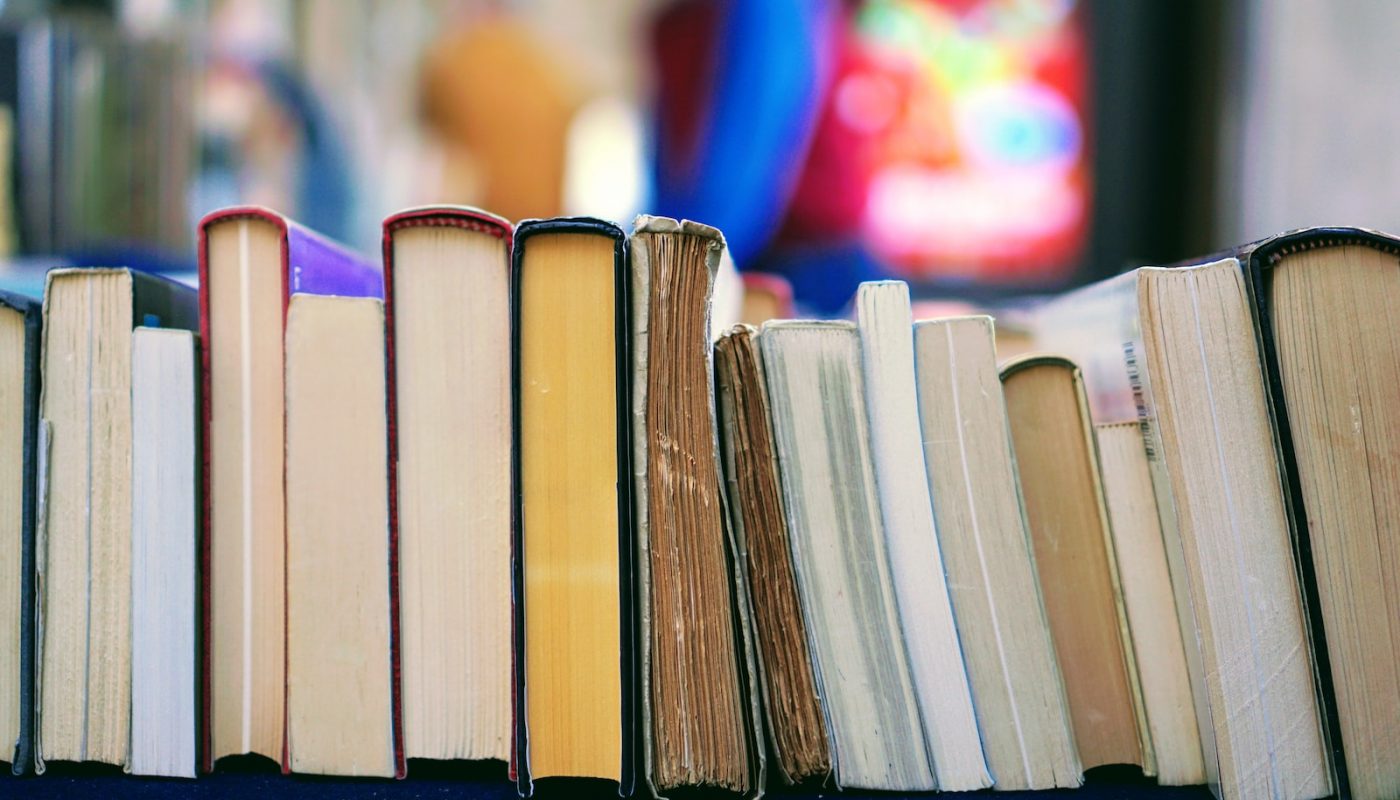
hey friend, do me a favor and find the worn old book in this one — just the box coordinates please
[1247,228,1400,800]
[36,268,198,771]
[910,316,1080,790]
[760,320,931,791]
[0,290,39,776]
[713,325,830,786]
[283,294,399,778]
[383,206,513,763]
[630,217,762,796]
[511,218,634,795]
[1001,356,1149,773]
[129,327,198,778]
[1030,261,1331,800]
[198,207,382,770]
[854,282,987,791]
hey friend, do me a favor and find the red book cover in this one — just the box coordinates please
[380,206,512,778]
[197,207,390,776]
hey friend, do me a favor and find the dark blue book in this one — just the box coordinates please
[0,289,39,776]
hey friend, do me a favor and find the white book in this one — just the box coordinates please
[129,327,197,778]
[855,282,989,791]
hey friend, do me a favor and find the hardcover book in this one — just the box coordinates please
[0,290,39,776]
[510,218,634,796]
[383,206,514,763]
[36,268,198,772]
[197,207,386,773]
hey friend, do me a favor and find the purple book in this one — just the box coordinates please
[195,207,400,778]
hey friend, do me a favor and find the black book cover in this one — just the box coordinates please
[1241,226,1400,800]
[509,218,635,797]
[1,290,40,776]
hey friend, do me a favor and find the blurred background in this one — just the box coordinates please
[0,0,1396,313]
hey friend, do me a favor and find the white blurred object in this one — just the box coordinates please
[711,244,743,342]
[563,94,647,223]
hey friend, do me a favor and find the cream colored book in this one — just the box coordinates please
[912,316,1080,791]
[283,294,396,777]
[36,268,197,771]
[385,207,512,763]
[855,282,987,791]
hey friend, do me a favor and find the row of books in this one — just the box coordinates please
[0,207,1395,800]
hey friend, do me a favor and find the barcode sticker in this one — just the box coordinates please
[1123,340,1156,460]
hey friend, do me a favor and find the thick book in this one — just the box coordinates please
[129,327,198,778]
[713,325,830,786]
[854,282,987,791]
[510,218,635,796]
[36,268,198,772]
[759,320,931,791]
[0,290,39,776]
[1244,227,1400,800]
[910,316,1081,790]
[197,207,388,773]
[382,206,514,763]
[1000,355,1151,773]
[1028,262,1331,800]
[629,216,763,797]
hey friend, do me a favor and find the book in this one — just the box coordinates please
[36,267,197,771]
[853,281,987,791]
[1030,261,1332,800]
[1000,355,1150,772]
[197,207,381,771]
[129,327,198,778]
[382,206,513,763]
[713,324,830,785]
[759,320,930,791]
[1094,420,1205,785]
[283,293,399,778]
[510,218,634,795]
[910,316,1081,790]
[1246,228,1400,800]
[0,290,39,776]
[629,216,762,796]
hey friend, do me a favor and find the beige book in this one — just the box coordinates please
[1139,260,1329,800]
[0,304,26,768]
[912,316,1080,790]
[388,212,511,762]
[204,217,287,765]
[38,270,135,770]
[1259,235,1400,800]
[283,294,395,777]
[1095,421,1205,785]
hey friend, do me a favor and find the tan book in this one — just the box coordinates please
[1001,355,1149,772]
[912,316,1080,790]
[714,325,830,785]
[630,217,762,796]
[1249,228,1400,800]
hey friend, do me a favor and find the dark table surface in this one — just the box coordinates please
[2,761,1216,799]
